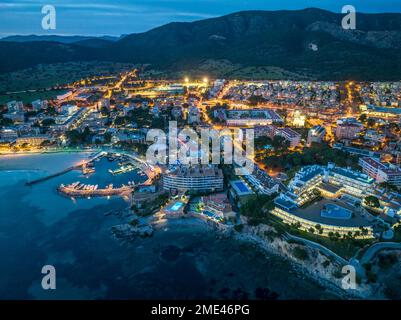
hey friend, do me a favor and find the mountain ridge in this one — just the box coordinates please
[0,34,120,43]
[1,8,401,80]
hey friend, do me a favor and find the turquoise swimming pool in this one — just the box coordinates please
[203,210,223,222]
[234,181,250,193]
[170,201,184,211]
[321,204,352,220]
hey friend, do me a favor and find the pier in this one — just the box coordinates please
[25,151,105,186]
[25,166,78,186]
[25,150,160,200]
[58,184,132,198]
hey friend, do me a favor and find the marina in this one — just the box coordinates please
[56,151,151,198]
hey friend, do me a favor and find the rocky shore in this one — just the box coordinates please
[107,208,376,299]
[233,226,365,299]
[111,223,154,242]
[174,215,371,299]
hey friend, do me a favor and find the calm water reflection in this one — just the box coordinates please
[0,153,342,299]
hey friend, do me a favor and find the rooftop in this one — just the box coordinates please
[360,157,387,170]
[330,166,374,185]
[367,105,401,115]
[292,198,372,228]
[166,165,223,178]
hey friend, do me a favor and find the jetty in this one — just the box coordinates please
[25,165,78,186]
[25,151,104,186]
[58,183,132,198]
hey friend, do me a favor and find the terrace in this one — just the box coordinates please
[292,198,371,228]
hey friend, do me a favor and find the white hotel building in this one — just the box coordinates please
[286,163,374,199]
[271,164,376,238]
[326,164,375,198]
[359,157,401,188]
[163,165,224,193]
[226,109,283,126]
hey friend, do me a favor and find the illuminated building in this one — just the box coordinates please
[359,157,401,187]
[200,193,236,220]
[4,112,24,123]
[335,118,363,140]
[15,135,52,147]
[0,128,18,142]
[271,164,376,238]
[226,109,283,126]
[292,110,306,127]
[275,127,301,148]
[306,125,326,146]
[163,165,224,193]
[98,98,111,110]
[56,91,73,101]
[6,100,24,113]
[31,99,48,111]
[61,104,78,116]
[188,106,200,124]
[360,104,401,119]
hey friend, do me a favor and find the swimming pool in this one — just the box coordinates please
[170,201,184,211]
[320,204,352,220]
[203,210,215,218]
[234,181,250,193]
[203,210,223,222]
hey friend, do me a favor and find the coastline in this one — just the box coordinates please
[0,148,98,156]
[0,151,375,299]
[150,213,369,299]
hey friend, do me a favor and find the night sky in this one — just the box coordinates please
[1,0,400,37]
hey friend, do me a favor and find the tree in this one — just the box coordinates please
[315,224,323,235]
[240,194,276,225]
[359,227,369,236]
[114,116,127,126]
[100,106,110,117]
[272,135,290,152]
[364,195,380,208]
[104,132,112,143]
[45,106,57,116]
[367,118,376,127]
[65,127,93,146]
[292,247,308,261]
[40,140,52,147]
[0,115,13,127]
[292,222,302,230]
[41,118,55,126]
[65,130,82,145]
[248,95,267,106]
[255,136,273,150]
[358,114,367,122]
[380,182,399,192]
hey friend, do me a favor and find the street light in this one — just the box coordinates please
[203,77,208,84]
[184,77,189,83]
